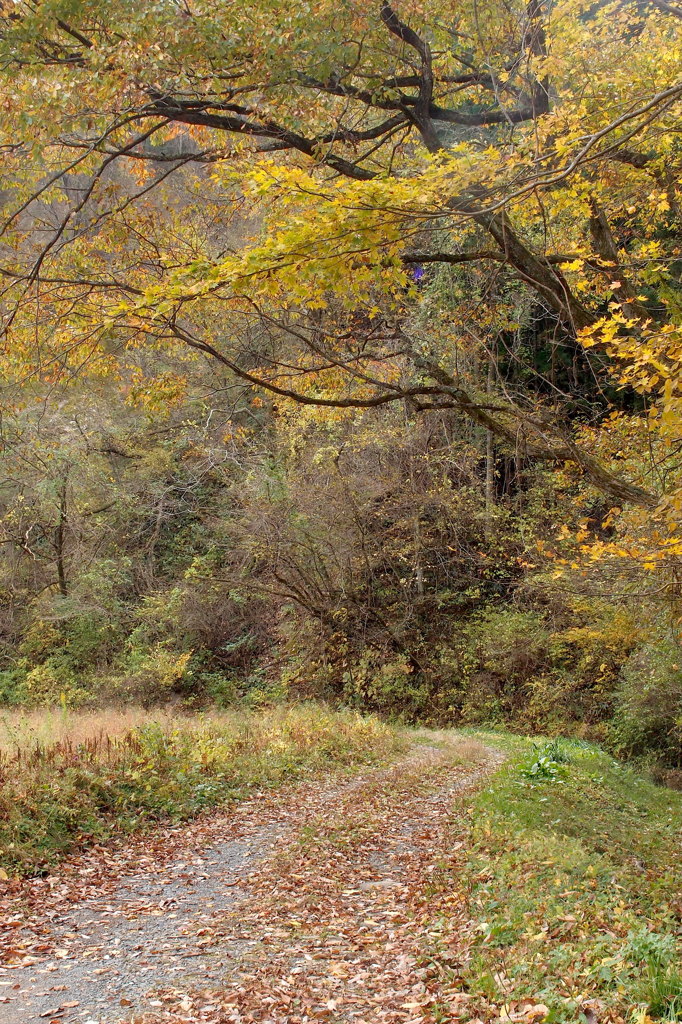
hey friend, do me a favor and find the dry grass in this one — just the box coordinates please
[411,727,492,765]
[0,703,409,874]
[0,706,241,754]
[448,735,493,763]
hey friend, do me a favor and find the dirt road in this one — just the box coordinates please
[0,734,497,1024]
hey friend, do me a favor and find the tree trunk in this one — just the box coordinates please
[55,475,68,597]
[485,346,495,541]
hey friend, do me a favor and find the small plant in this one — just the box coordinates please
[520,739,572,781]
[623,929,682,1021]
[521,753,561,780]
[541,738,573,764]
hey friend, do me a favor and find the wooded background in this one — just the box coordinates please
[0,0,681,774]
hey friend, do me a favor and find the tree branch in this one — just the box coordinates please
[379,3,441,151]
[410,350,658,507]
[146,95,377,180]
[165,320,658,509]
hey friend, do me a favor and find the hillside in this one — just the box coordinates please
[0,0,681,775]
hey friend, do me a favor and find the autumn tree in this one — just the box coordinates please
[1,0,682,729]
[0,0,680,501]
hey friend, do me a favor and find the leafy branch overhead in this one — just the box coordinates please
[0,0,681,516]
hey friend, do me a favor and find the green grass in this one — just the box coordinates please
[0,704,407,876]
[437,733,682,1023]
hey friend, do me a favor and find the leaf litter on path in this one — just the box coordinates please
[0,736,505,1024]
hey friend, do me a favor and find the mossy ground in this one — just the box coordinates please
[439,733,682,1022]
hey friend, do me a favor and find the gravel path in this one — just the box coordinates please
[0,737,498,1024]
[0,827,279,1023]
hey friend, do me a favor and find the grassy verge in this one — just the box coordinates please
[0,703,407,876]
[439,735,682,1024]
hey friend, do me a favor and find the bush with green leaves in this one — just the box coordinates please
[453,608,552,723]
[0,668,27,705]
[612,633,682,770]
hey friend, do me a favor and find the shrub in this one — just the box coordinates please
[6,612,123,707]
[342,651,430,719]
[0,668,27,705]
[19,613,120,671]
[612,633,682,769]
[548,601,642,722]
[449,601,642,734]
[456,608,552,723]
[196,670,240,707]
[23,661,92,708]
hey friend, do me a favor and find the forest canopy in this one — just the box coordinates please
[0,0,682,773]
